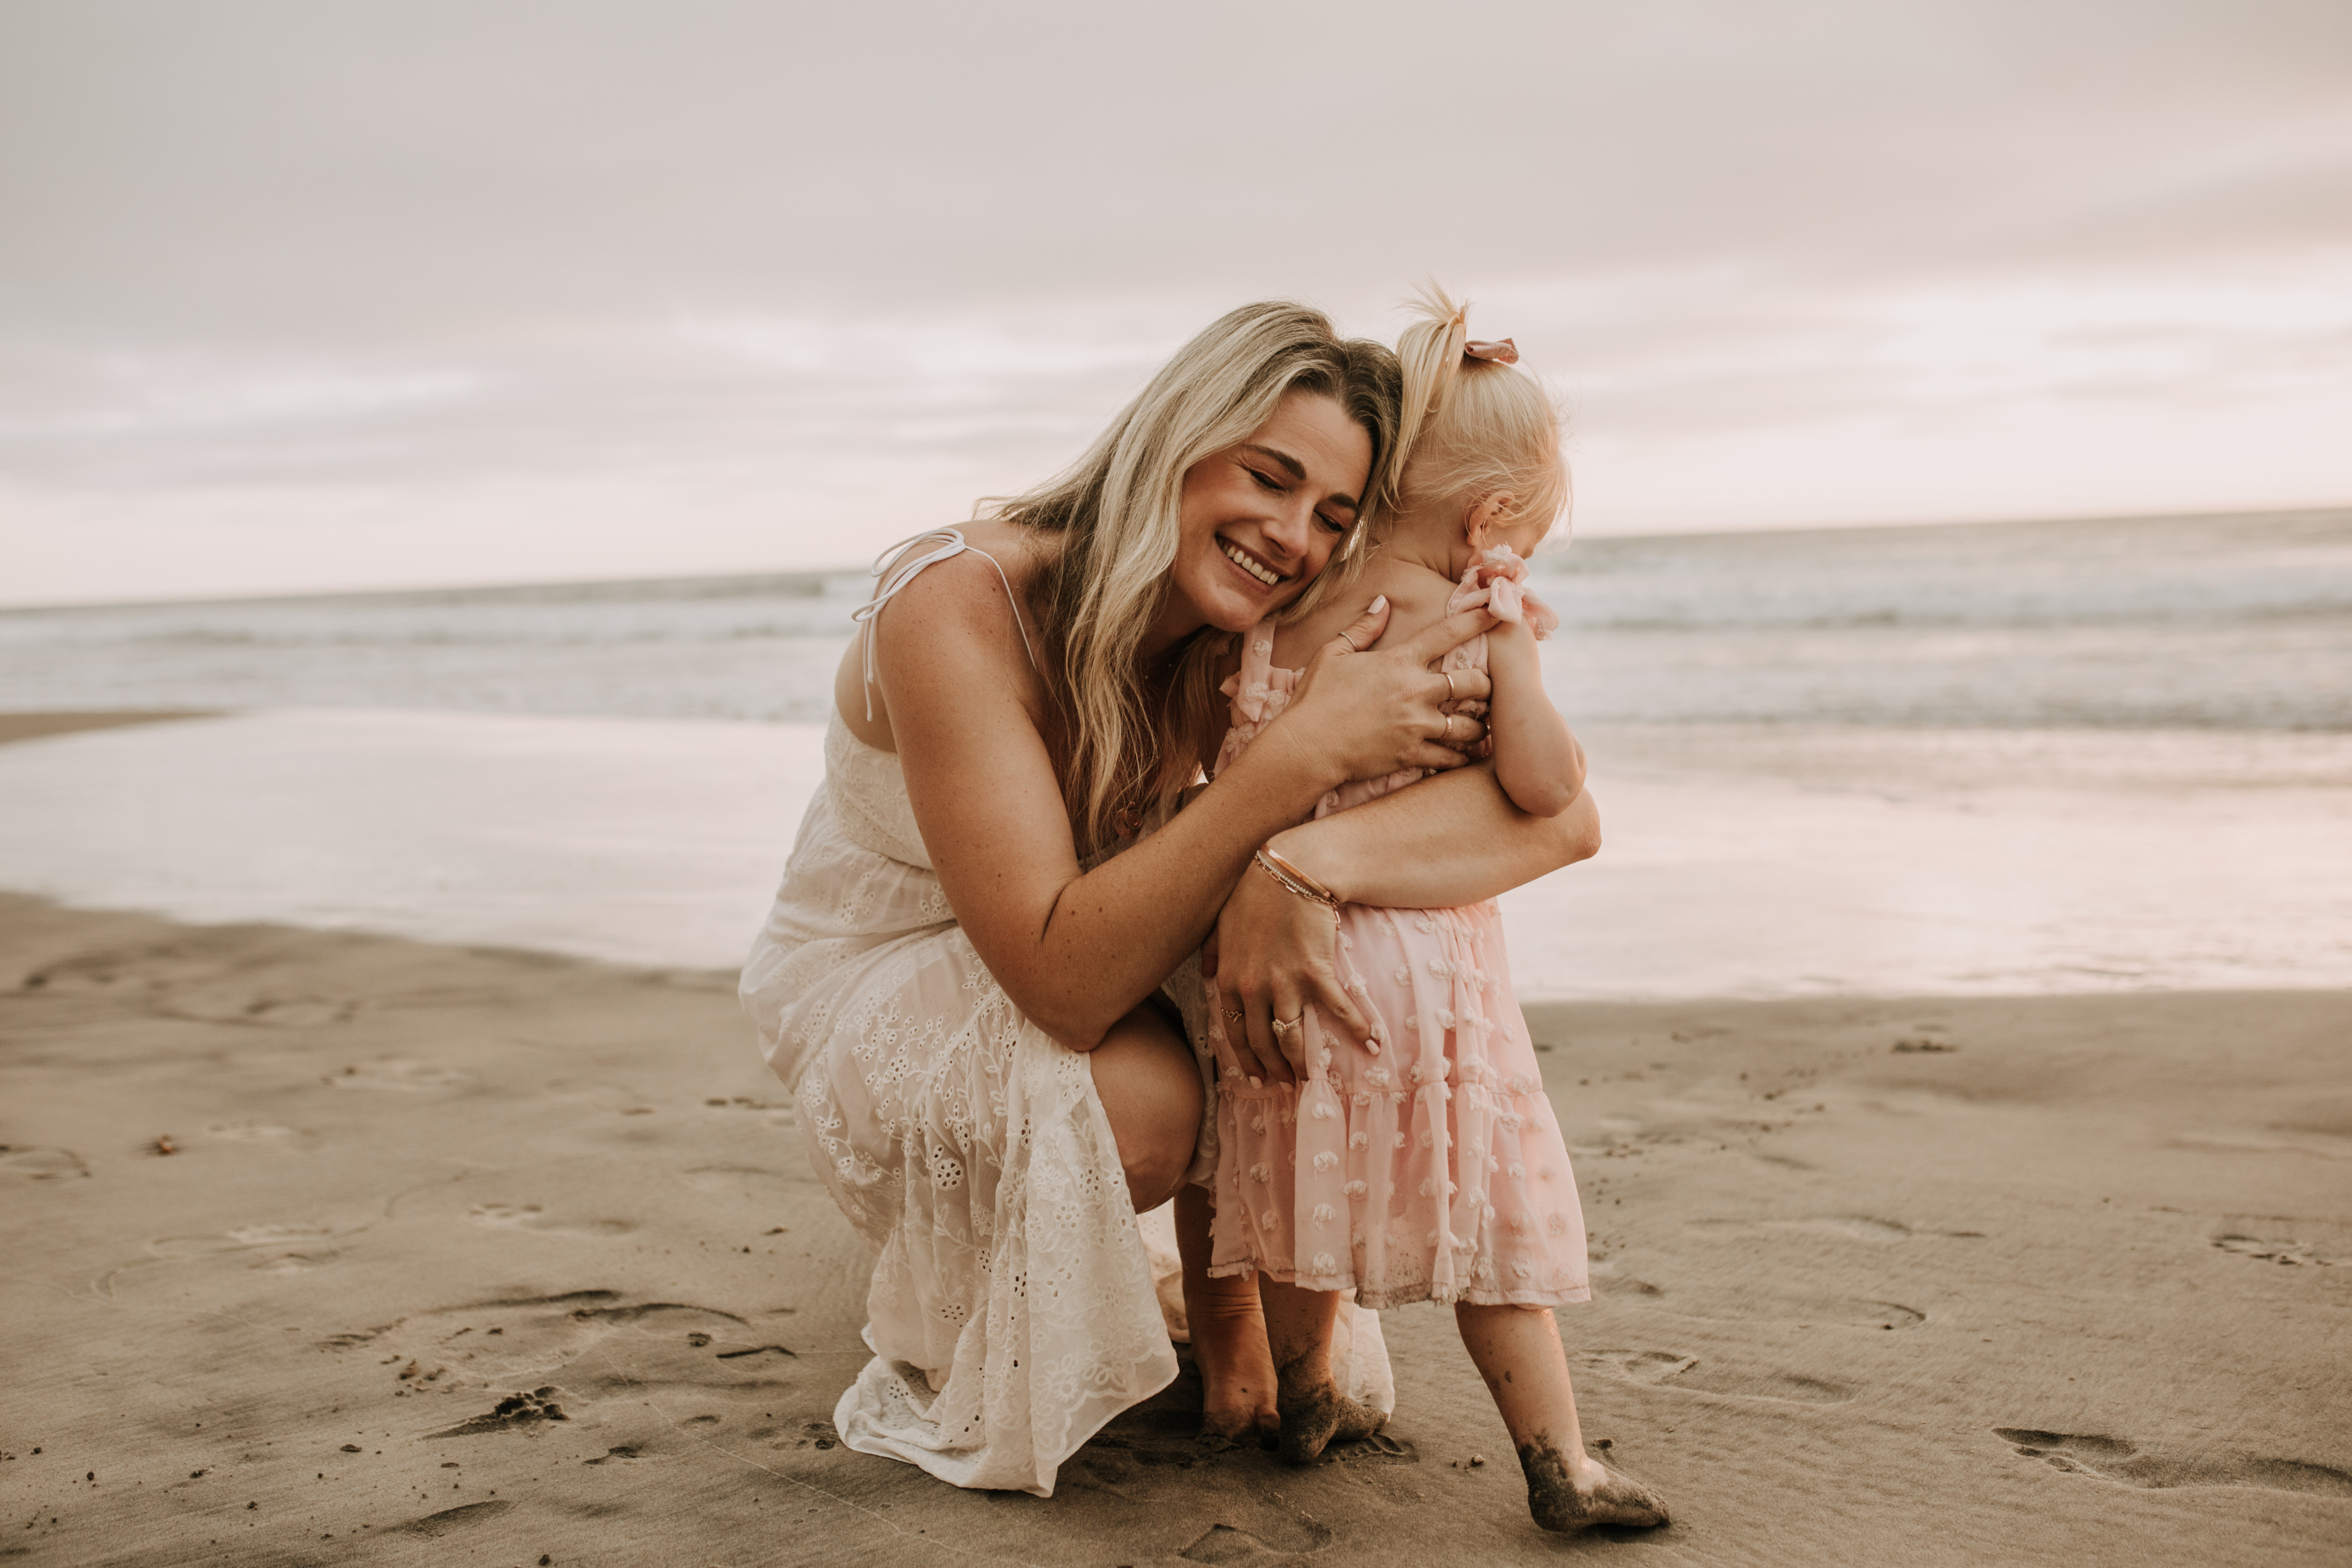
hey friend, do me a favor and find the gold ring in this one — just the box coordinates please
[1270,1015,1303,1040]
[1442,670,1456,703]
[1336,631,1362,653]
[1221,1007,1246,1024]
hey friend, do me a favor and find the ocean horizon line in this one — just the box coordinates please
[8,500,2346,617]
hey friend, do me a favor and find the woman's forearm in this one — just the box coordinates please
[1008,733,1346,1047]
[1268,761,1601,910]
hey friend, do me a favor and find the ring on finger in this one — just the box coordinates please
[1270,1014,1303,1042]
[1220,1006,1245,1025]
[1442,670,1456,703]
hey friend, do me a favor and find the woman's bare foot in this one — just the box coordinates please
[1188,1288,1279,1446]
[1175,1187,1278,1445]
[1519,1438,1670,1533]
[1274,1361,1387,1465]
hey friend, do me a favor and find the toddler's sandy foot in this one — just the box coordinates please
[1274,1378,1388,1466]
[1519,1439,1670,1533]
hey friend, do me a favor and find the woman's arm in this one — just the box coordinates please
[1483,620,1587,819]
[1278,758,1599,910]
[1206,762,1600,1084]
[878,558,1494,1053]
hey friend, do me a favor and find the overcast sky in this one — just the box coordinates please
[4,0,2349,603]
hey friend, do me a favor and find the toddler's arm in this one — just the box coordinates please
[1483,618,1585,817]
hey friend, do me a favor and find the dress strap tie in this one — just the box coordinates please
[851,529,1041,720]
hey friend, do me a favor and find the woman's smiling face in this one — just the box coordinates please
[1155,389,1373,649]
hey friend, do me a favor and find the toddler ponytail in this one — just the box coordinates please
[1386,283,1473,515]
[1382,282,1570,544]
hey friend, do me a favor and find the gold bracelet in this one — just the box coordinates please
[1253,846,1342,912]
[1260,844,1342,904]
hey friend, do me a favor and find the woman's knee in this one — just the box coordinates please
[1090,1005,1203,1207]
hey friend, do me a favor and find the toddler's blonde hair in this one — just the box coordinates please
[1387,283,1569,544]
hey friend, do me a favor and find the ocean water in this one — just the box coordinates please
[3,508,2347,997]
[5,507,2347,730]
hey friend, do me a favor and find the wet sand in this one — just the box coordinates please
[3,893,2345,1566]
[0,712,218,746]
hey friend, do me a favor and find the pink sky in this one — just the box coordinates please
[4,0,2349,604]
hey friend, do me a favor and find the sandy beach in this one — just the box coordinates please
[4,878,2347,1564]
[10,0,2351,1557]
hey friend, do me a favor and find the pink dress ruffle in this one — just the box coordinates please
[1202,548,1590,1309]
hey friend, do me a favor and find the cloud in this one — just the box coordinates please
[2,0,2348,600]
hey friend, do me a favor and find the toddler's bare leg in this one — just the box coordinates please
[1176,1185,1277,1446]
[1260,1279,1386,1464]
[1455,1303,1669,1533]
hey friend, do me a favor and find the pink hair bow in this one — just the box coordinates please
[1463,338,1518,364]
[1464,545,1560,640]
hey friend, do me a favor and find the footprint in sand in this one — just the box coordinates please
[584,1444,651,1465]
[1579,1350,1698,1386]
[1180,1517,1333,1563]
[1587,1259,1666,1298]
[0,1146,88,1181]
[169,995,355,1028]
[328,1058,474,1092]
[1996,1429,2352,1496]
[203,1122,316,1147]
[467,1203,633,1238]
[427,1387,572,1439]
[1681,1368,1855,1404]
[394,1498,515,1536]
[149,1221,346,1258]
[2176,1130,2352,1161]
[1577,1350,1855,1404]
[2212,1233,2338,1267]
[248,1249,337,1274]
[1861,1301,1926,1330]
[326,1291,757,1395]
[1690,1214,1915,1242]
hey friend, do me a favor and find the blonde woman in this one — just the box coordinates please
[740,302,1601,1496]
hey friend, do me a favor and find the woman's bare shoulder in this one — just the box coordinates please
[871,523,1052,633]
[840,523,1056,745]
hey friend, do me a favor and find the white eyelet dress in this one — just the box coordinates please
[738,532,1176,1496]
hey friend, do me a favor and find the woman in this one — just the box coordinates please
[740,301,1601,1495]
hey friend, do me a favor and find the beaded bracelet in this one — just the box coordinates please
[1253,845,1342,912]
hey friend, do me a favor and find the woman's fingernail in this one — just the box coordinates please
[1248,1077,1262,1090]
[1369,594,1387,612]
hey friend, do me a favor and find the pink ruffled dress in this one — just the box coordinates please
[1197,547,1590,1309]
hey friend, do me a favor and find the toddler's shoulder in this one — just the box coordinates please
[1271,557,1453,665]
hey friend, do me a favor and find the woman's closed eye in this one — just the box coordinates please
[1250,463,1349,534]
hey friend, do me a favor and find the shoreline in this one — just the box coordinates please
[0,710,221,747]
[4,709,2347,999]
[3,893,2345,1565]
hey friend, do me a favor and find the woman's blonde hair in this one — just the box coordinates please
[986,302,1400,854]
[1389,283,1569,542]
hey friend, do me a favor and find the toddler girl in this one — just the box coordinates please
[1192,288,1668,1534]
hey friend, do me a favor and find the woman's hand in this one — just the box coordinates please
[1271,598,1499,785]
[1205,857,1372,1086]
